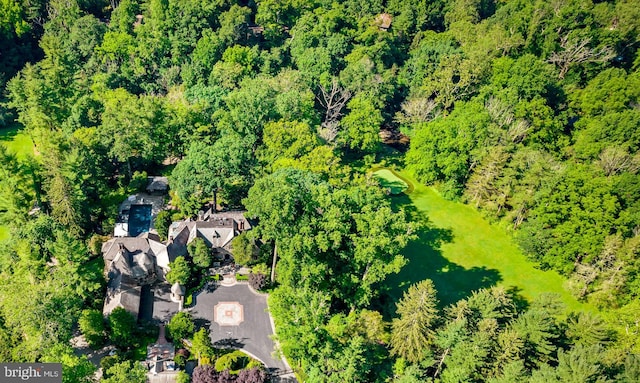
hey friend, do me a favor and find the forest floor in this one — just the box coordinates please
[380,168,592,314]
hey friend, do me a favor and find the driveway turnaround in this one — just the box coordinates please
[189,283,288,372]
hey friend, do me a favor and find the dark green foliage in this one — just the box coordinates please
[166,256,191,285]
[188,237,211,269]
[167,312,195,342]
[108,307,136,349]
[231,232,254,265]
[78,309,105,349]
[129,170,148,192]
[154,210,172,241]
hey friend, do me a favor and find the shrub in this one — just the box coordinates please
[100,356,120,378]
[176,371,190,383]
[214,350,250,373]
[174,353,187,368]
[249,273,268,291]
[88,234,109,256]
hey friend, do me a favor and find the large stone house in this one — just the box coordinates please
[102,209,251,319]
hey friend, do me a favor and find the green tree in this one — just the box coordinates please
[259,120,319,169]
[171,135,250,215]
[406,100,491,198]
[167,312,195,342]
[108,307,136,349]
[231,232,254,265]
[191,328,213,364]
[154,210,172,241]
[41,343,96,383]
[166,256,191,286]
[338,94,382,154]
[78,309,105,349]
[102,360,147,383]
[188,237,211,269]
[391,279,439,363]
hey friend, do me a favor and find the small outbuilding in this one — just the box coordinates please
[375,13,393,31]
[170,282,185,302]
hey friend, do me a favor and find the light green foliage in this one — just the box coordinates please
[338,95,382,154]
[176,371,191,383]
[154,210,172,241]
[214,350,255,372]
[108,307,137,349]
[391,279,439,363]
[102,360,147,383]
[0,0,30,37]
[191,328,213,364]
[231,232,254,265]
[41,343,96,383]
[78,309,105,349]
[188,237,211,269]
[0,145,33,224]
[259,120,319,169]
[166,256,191,286]
[167,312,195,342]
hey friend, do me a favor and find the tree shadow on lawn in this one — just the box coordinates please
[375,194,503,319]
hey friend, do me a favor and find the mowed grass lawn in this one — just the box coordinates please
[382,168,590,313]
[373,169,410,195]
[1,125,34,160]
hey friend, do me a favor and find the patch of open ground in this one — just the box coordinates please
[1,126,34,160]
[381,169,590,313]
[372,169,410,195]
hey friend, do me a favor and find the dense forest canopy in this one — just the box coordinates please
[0,0,639,382]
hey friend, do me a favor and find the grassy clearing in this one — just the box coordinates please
[0,126,34,241]
[382,169,590,313]
[373,169,409,195]
[0,126,34,160]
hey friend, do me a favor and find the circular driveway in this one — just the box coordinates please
[189,283,288,372]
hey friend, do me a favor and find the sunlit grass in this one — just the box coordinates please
[0,126,34,160]
[383,168,591,313]
[372,169,409,195]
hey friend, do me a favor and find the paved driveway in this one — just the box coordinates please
[189,283,288,373]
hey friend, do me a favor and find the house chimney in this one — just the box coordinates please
[198,210,204,221]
